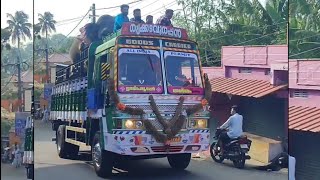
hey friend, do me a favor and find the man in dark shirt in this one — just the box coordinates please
[146,15,153,24]
[114,4,129,32]
[156,9,174,27]
[130,9,145,23]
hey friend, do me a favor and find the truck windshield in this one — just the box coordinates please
[164,51,204,95]
[118,48,163,94]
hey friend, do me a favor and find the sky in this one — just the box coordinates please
[1,0,267,38]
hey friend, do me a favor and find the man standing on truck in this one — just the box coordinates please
[156,9,174,27]
[146,15,153,24]
[114,4,129,32]
[130,9,145,23]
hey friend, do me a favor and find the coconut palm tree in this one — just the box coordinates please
[6,11,32,111]
[6,11,32,49]
[37,12,57,40]
[37,12,56,82]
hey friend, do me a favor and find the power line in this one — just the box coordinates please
[289,47,320,58]
[289,34,320,42]
[56,17,90,27]
[56,16,85,24]
[142,0,177,19]
[197,21,287,44]
[232,31,285,46]
[95,0,144,11]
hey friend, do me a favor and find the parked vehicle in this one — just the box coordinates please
[1,147,11,163]
[210,128,252,169]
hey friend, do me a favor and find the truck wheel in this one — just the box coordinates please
[26,164,34,179]
[56,125,79,159]
[92,131,115,178]
[167,153,191,170]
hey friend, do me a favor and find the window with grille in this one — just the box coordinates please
[291,90,308,98]
[239,68,252,74]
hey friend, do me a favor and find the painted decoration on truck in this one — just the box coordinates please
[121,22,189,39]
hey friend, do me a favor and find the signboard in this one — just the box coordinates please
[44,83,53,100]
[162,40,196,50]
[121,23,189,39]
[24,89,32,112]
[118,37,159,46]
[15,112,29,137]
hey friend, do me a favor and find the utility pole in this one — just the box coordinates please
[45,39,49,83]
[17,54,23,112]
[92,3,96,23]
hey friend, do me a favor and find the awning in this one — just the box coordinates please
[289,106,320,133]
[210,77,287,98]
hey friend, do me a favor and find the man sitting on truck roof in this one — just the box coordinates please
[156,9,174,27]
[130,9,145,23]
[114,4,129,32]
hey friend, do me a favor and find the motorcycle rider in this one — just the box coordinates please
[218,105,243,155]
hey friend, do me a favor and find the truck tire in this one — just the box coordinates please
[92,131,115,178]
[26,164,34,179]
[56,125,79,159]
[167,153,191,170]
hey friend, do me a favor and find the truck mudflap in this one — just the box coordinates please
[102,130,210,156]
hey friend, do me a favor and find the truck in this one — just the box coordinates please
[50,22,212,178]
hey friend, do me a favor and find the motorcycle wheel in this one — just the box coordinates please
[233,153,246,169]
[210,142,224,163]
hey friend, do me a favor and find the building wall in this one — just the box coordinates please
[225,66,270,81]
[289,89,320,108]
[222,45,288,68]
[289,59,320,90]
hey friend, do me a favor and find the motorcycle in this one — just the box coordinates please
[210,128,252,169]
[1,147,11,163]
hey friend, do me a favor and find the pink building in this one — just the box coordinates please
[207,45,288,163]
[288,59,320,180]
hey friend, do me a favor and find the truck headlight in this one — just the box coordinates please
[197,119,207,128]
[125,120,134,129]
[123,119,144,129]
[190,119,207,128]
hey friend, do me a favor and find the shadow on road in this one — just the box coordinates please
[35,157,203,180]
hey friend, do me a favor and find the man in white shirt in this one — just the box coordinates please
[218,105,243,155]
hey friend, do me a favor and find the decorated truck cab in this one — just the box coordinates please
[50,22,212,178]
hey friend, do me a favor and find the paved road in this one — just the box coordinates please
[1,162,26,180]
[35,120,287,180]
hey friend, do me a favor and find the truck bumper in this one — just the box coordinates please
[103,130,210,156]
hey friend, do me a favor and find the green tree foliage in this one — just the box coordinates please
[173,0,288,66]
[289,0,320,59]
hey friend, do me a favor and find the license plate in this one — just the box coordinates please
[170,137,181,143]
[240,144,248,149]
